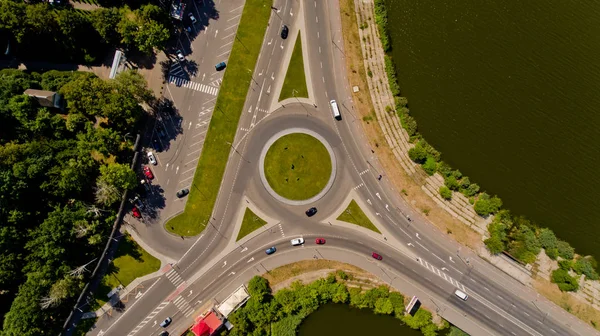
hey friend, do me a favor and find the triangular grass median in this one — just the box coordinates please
[279,31,309,101]
[237,208,267,241]
[337,200,381,233]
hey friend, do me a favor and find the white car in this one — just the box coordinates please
[188,12,197,24]
[176,50,185,62]
[454,289,468,301]
[147,151,157,165]
[290,238,304,246]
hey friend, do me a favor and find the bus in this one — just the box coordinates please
[330,100,341,120]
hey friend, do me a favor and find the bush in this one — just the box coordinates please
[451,170,463,179]
[439,186,452,200]
[551,268,579,292]
[384,55,401,96]
[558,259,572,270]
[459,176,471,189]
[546,248,558,260]
[444,176,459,191]
[374,0,391,52]
[538,228,558,250]
[462,183,480,197]
[395,96,408,108]
[408,145,427,164]
[437,162,452,177]
[573,257,600,280]
[418,140,441,162]
[484,235,505,254]
[403,115,418,136]
[474,193,502,216]
[557,240,575,260]
[423,157,437,175]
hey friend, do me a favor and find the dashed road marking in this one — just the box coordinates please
[353,183,364,190]
[359,168,369,175]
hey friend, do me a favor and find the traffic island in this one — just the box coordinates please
[236,208,268,241]
[337,199,381,233]
[261,130,335,204]
[279,31,309,101]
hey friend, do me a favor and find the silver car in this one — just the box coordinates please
[147,151,157,165]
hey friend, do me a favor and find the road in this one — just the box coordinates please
[87,0,600,335]
[126,0,248,259]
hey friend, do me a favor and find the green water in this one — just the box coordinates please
[384,0,600,260]
[297,303,423,335]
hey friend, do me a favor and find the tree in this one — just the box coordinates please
[423,157,437,175]
[444,175,459,191]
[557,240,575,260]
[40,276,78,309]
[98,163,137,192]
[463,183,480,197]
[408,144,427,163]
[403,115,418,136]
[474,193,502,216]
[374,297,394,315]
[459,176,471,189]
[484,235,505,254]
[572,257,599,281]
[90,8,121,45]
[248,276,271,302]
[439,186,452,200]
[551,268,579,292]
[114,70,154,103]
[538,228,558,250]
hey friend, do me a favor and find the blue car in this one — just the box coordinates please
[215,61,226,71]
[265,247,276,255]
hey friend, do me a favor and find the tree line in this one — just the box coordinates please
[226,274,448,336]
[0,68,151,335]
[0,0,171,63]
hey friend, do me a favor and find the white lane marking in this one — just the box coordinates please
[415,233,421,240]
[214,29,218,37]
[432,253,446,264]
[449,256,455,263]
[375,192,381,199]
[416,241,429,251]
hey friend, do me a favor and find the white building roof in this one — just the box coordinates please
[216,285,250,317]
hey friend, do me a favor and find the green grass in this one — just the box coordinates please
[237,208,268,241]
[279,32,308,101]
[94,234,160,307]
[337,200,381,233]
[264,133,332,200]
[165,0,271,236]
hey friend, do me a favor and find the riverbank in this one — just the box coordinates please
[227,261,451,336]
[340,0,600,330]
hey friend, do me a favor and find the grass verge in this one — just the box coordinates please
[236,208,267,241]
[262,260,367,286]
[94,234,160,306]
[337,200,381,233]
[279,31,308,101]
[264,133,331,200]
[166,0,271,236]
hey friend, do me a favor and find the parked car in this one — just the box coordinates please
[215,61,226,71]
[159,332,169,336]
[371,252,383,260]
[160,317,172,328]
[176,188,189,198]
[305,207,317,217]
[143,166,154,180]
[147,151,157,165]
[176,49,185,62]
[290,238,304,246]
[188,12,197,24]
[315,238,326,244]
[132,206,141,218]
[280,25,289,39]
[265,247,276,255]
[152,139,162,152]
[133,196,145,210]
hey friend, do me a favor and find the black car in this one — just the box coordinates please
[152,139,162,152]
[280,25,289,39]
[305,207,317,217]
[176,188,189,198]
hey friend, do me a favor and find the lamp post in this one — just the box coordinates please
[226,141,250,163]
[292,89,311,117]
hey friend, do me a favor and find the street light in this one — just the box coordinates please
[292,89,312,117]
[246,68,260,88]
[532,299,549,322]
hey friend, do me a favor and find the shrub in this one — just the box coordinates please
[373,0,391,52]
[395,96,408,108]
[546,248,558,260]
[551,269,579,292]
[451,169,463,179]
[403,115,418,136]
[459,176,471,189]
[558,259,572,270]
[463,183,480,197]
[439,186,452,200]
[557,240,575,260]
[474,193,502,216]
[444,176,459,191]
[538,228,558,250]
[408,145,427,164]
[384,55,400,96]
[423,157,437,175]
[573,257,600,280]
[484,235,505,254]
[418,140,441,162]
[437,162,452,177]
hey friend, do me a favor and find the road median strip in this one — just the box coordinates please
[337,199,381,233]
[166,0,272,236]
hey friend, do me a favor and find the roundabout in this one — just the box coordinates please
[259,128,337,206]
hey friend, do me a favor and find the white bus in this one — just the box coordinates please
[330,100,341,120]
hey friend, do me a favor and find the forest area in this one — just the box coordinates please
[0,68,152,335]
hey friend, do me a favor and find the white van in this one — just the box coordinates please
[330,100,341,120]
[454,289,468,301]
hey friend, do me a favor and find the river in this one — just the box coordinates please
[297,303,423,335]
[384,0,600,260]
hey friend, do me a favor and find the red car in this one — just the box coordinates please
[132,206,141,218]
[372,252,383,260]
[143,166,154,180]
[315,238,326,244]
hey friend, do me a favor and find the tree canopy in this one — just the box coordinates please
[0,69,150,335]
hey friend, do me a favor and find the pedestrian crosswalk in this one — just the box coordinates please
[172,295,195,317]
[417,257,466,292]
[169,76,219,96]
[165,268,184,287]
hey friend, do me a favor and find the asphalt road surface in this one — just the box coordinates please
[87,0,600,335]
